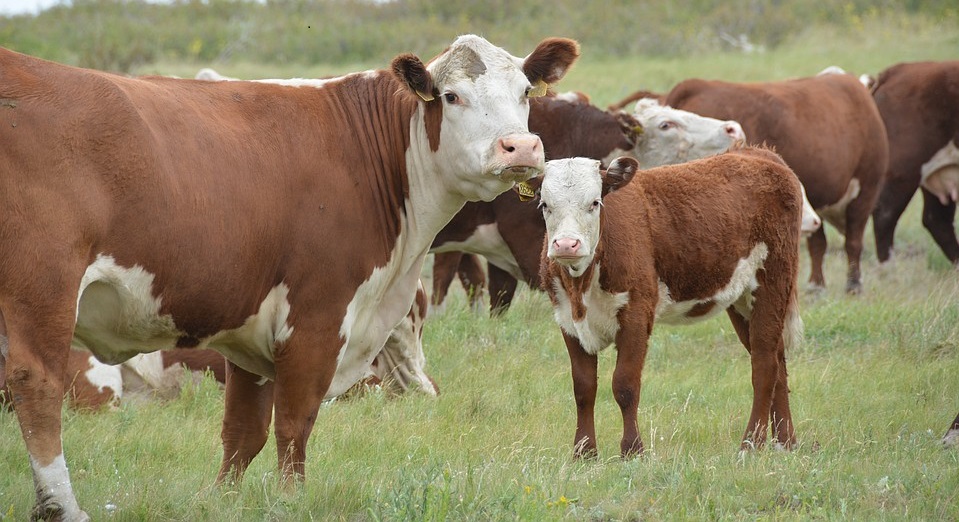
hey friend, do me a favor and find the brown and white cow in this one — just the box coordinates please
[870,61,959,265]
[0,35,578,519]
[430,96,752,315]
[537,148,803,457]
[663,72,888,293]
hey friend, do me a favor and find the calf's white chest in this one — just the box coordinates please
[552,265,629,355]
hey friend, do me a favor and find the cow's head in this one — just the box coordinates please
[392,35,579,202]
[629,99,745,167]
[540,157,639,277]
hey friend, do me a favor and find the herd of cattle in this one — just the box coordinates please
[0,35,955,520]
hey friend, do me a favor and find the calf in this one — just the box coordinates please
[431,97,749,314]
[869,61,959,265]
[664,72,888,293]
[537,148,803,457]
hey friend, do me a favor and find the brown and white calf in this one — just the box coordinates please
[431,97,752,315]
[664,72,887,293]
[537,148,804,457]
[0,35,578,520]
[870,61,959,265]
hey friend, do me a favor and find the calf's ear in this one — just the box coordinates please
[523,38,580,97]
[392,54,437,102]
[602,157,639,196]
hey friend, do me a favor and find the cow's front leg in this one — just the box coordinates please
[562,331,599,458]
[612,315,651,458]
[217,361,275,485]
[272,329,338,481]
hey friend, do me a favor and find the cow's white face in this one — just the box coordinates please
[394,35,579,202]
[541,157,638,277]
[633,99,745,167]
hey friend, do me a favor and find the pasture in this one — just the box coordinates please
[2,14,959,521]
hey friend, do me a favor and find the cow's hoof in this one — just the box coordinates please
[845,281,863,295]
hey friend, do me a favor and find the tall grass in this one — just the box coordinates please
[2,15,959,522]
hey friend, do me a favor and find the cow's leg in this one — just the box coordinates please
[611,316,651,458]
[842,187,880,294]
[272,330,338,481]
[4,304,89,521]
[457,254,487,313]
[562,331,599,458]
[943,411,959,447]
[805,227,827,291]
[920,189,959,264]
[872,174,918,263]
[430,252,462,315]
[217,361,274,484]
[487,263,518,317]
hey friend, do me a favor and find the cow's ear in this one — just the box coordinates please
[601,157,639,196]
[612,110,643,147]
[522,38,580,97]
[391,54,436,102]
[513,174,544,202]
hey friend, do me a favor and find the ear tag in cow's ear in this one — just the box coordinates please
[528,80,548,98]
[516,180,535,201]
[633,125,644,135]
[416,90,434,102]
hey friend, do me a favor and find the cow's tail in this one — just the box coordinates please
[782,284,804,352]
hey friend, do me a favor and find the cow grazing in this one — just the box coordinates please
[537,148,803,457]
[0,35,579,520]
[870,61,959,265]
[663,73,888,293]
[431,97,754,315]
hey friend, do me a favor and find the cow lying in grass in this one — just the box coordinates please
[535,147,804,457]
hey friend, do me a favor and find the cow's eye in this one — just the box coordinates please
[589,200,601,211]
[658,121,675,131]
[444,92,458,104]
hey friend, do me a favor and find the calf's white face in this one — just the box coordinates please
[632,99,745,167]
[541,157,638,277]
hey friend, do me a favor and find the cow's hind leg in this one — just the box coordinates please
[217,361,275,485]
[430,252,462,315]
[457,254,487,314]
[805,227,827,291]
[920,190,959,265]
[487,264,518,317]
[3,304,89,521]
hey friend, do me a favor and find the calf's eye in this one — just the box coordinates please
[444,92,458,104]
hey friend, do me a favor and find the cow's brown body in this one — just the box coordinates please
[664,73,888,293]
[0,37,578,519]
[870,61,959,265]
[540,148,803,457]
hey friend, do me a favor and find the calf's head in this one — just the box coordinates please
[392,35,579,201]
[540,157,639,276]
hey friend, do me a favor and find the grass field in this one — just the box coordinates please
[2,15,959,522]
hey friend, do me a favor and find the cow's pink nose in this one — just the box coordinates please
[497,135,542,168]
[552,238,581,257]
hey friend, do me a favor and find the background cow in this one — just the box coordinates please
[0,35,578,520]
[430,96,749,315]
[869,61,959,266]
[664,72,888,293]
[537,148,803,457]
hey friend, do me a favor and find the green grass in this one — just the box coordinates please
[3,15,959,522]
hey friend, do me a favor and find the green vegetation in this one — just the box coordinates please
[1,4,958,521]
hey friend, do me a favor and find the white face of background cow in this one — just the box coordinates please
[393,35,579,202]
[540,157,639,277]
[631,99,745,167]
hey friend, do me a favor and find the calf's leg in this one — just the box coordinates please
[611,316,651,458]
[562,331,599,458]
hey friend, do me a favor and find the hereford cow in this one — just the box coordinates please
[536,148,803,457]
[430,96,752,315]
[0,35,578,520]
[663,73,888,293]
[870,61,959,265]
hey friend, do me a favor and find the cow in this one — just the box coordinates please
[0,35,579,520]
[869,61,959,266]
[535,147,803,458]
[663,72,888,293]
[430,96,764,315]
[945,412,959,448]
[606,88,666,112]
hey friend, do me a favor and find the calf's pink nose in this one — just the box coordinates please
[552,238,581,257]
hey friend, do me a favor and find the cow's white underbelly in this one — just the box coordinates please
[73,254,292,378]
[430,223,524,280]
[921,140,959,206]
[656,242,768,324]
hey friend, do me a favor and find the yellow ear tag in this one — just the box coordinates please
[416,90,434,102]
[632,125,644,135]
[516,180,535,202]
[528,80,548,98]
